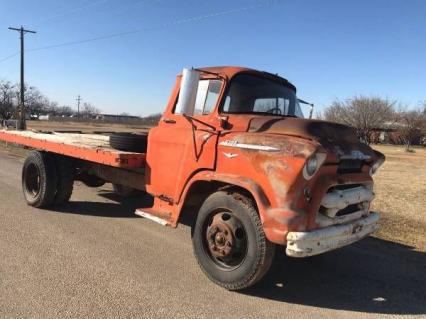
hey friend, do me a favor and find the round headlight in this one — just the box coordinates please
[302,153,326,180]
[306,155,318,176]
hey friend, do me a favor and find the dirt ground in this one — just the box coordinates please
[1,121,425,251]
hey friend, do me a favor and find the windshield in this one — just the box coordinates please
[221,74,304,118]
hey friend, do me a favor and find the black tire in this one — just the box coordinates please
[22,151,58,208]
[192,190,275,290]
[54,156,75,205]
[109,133,148,153]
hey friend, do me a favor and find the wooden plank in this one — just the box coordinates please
[0,130,146,169]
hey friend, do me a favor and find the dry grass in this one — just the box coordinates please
[371,145,426,251]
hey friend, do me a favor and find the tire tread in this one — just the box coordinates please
[22,151,58,208]
[54,156,75,205]
[193,190,275,290]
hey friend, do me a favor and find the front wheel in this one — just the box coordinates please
[192,190,275,290]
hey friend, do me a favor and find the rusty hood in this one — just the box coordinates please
[248,117,358,143]
[246,117,378,161]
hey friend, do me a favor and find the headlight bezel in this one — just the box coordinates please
[302,153,326,180]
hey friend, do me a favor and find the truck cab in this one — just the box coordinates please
[141,66,384,289]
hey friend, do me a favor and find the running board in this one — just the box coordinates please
[135,209,170,226]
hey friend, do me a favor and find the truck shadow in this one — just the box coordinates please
[243,237,426,315]
[50,201,425,315]
[52,191,153,218]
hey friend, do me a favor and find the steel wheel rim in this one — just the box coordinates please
[25,163,41,197]
[203,210,248,271]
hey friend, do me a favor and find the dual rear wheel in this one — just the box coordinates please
[22,151,75,208]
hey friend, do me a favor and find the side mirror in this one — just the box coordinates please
[175,68,200,115]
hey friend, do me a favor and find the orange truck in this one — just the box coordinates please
[0,66,385,290]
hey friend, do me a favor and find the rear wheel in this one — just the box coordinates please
[192,190,275,290]
[22,151,57,208]
[53,156,75,205]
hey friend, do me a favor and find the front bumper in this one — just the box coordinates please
[286,212,379,257]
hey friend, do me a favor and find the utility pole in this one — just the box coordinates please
[8,26,36,130]
[76,95,82,119]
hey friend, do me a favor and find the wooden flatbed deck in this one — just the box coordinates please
[0,130,146,169]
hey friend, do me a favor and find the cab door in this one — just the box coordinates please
[146,79,222,203]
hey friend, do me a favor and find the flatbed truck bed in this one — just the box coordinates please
[0,129,146,169]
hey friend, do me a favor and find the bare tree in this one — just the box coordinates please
[0,81,16,120]
[81,103,100,118]
[55,106,74,117]
[397,108,426,151]
[25,86,50,115]
[2,79,96,120]
[324,96,395,144]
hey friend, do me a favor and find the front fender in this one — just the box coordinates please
[177,171,299,245]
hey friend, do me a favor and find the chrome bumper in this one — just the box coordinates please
[286,212,379,257]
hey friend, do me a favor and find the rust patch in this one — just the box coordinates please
[231,133,318,159]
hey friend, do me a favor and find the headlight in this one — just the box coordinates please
[306,156,318,176]
[303,153,326,180]
[370,158,385,176]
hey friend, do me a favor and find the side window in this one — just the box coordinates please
[194,80,222,115]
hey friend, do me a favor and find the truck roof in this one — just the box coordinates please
[195,66,297,91]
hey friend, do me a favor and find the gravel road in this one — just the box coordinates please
[0,151,425,319]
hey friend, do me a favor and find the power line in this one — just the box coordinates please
[0,4,265,64]
[27,4,264,53]
[0,51,19,63]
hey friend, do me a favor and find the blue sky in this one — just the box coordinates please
[1,0,425,116]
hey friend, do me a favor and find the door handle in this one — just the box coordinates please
[163,118,176,124]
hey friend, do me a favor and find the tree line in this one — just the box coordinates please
[0,79,162,126]
[320,96,426,149]
[0,80,99,119]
